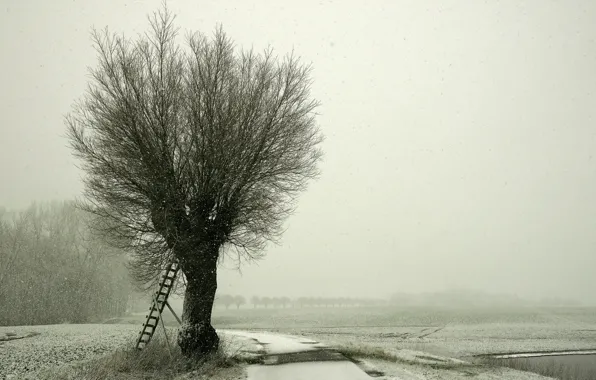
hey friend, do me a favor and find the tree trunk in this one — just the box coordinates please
[177,248,219,357]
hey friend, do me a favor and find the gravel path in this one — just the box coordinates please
[0,324,139,380]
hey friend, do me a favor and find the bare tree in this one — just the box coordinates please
[218,294,234,309]
[233,295,246,309]
[0,210,29,308]
[281,296,292,308]
[65,6,322,356]
[0,201,131,326]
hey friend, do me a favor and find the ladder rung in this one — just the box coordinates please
[141,331,152,335]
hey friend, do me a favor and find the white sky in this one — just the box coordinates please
[1,0,596,303]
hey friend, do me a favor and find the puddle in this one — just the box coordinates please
[479,350,596,379]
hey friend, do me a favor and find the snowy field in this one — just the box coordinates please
[0,324,139,379]
[212,305,596,357]
[1,306,595,379]
[213,305,596,379]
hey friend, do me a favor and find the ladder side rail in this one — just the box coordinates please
[134,260,181,350]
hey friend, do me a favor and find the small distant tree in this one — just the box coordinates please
[233,295,246,309]
[305,297,314,307]
[219,294,234,309]
[65,5,322,356]
[281,296,292,308]
[251,296,260,309]
[261,296,272,308]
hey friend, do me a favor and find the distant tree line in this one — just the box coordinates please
[212,294,388,309]
[214,294,247,309]
[388,290,584,308]
[0,201,134,326]
[214,292,586,311]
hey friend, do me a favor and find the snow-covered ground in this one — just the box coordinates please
[221,329,329,354]
[0,324,139,379]
[299,322,596,358]
[212,306,596,379]
[220,330,374,379]
[221,329,558,379]
[359,357,555,380]
[2,307,595,380]
[211,305,596,357]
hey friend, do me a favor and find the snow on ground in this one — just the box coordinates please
[211,305,596,368]
[2,319,592,380]
[220,329,328,354]
[360,357,555,380]
[221,330,376,379]
[0,324,138,380]
[296,322,596,358]
[220,329,557,380]
[352,347,557,379]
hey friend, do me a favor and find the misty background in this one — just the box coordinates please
[1,0,595,304]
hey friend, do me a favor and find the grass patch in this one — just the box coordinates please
[336,344,400,363]
[29,332,244,380]
[335,343,474,371]
[480,356,596,380]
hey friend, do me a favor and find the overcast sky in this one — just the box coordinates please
[2,0,596,304]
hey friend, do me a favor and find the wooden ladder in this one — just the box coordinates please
[135,260,182,350]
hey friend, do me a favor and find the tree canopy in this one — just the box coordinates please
[66,7,323,286]
[66,5,323,355]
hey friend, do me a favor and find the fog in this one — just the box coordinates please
[2,0,595,304]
